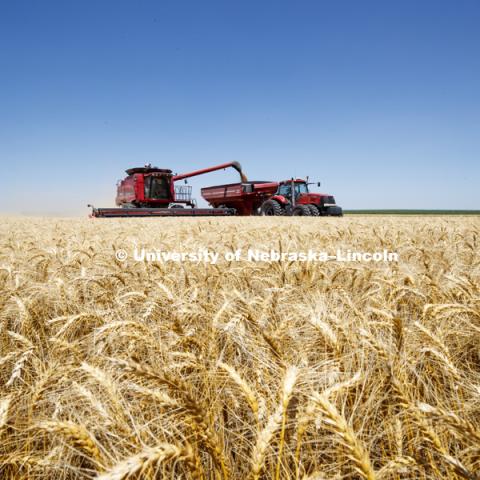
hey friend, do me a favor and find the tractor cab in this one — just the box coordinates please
[277,180,309,200]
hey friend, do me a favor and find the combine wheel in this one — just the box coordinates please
[307,204,320,216]
[261,200,284,216]
[292,205,311,216]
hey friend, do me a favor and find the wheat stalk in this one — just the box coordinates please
[417,402,480,444]
[37,420,103,465]
[251,365,298,480]
[96,443,202,480]
[111,358,229,479]
[0,395,11,430]
[311,392,376,480]
[218,361,259,424]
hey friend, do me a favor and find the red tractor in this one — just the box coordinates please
[260,178,343,216]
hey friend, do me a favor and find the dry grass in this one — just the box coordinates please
[0,215,479,479]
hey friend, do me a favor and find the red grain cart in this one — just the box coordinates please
[201,181,278,215]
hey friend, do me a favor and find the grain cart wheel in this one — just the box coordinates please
[292,205,311,216]
[261,199,284,216]
[307,204,320,216]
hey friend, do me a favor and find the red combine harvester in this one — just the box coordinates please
[89,161,245,217]
[201,178,343,216]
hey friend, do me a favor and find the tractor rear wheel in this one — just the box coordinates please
[292,205,311,216]
[307,205,320,216]
[261,199,284,216]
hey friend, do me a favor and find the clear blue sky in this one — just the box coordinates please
[1,0,479,215]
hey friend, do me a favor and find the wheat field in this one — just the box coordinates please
[0,216,479,480]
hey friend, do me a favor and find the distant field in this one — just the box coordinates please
[0,216,479,479]
[345,210,480,215]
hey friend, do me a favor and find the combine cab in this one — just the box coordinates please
[115,167,193,208]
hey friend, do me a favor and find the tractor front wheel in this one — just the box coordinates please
[292,205,311,216]
[261,200,284,216]
[307,205,320,216]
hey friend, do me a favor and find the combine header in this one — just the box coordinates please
[88,206,235,217]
